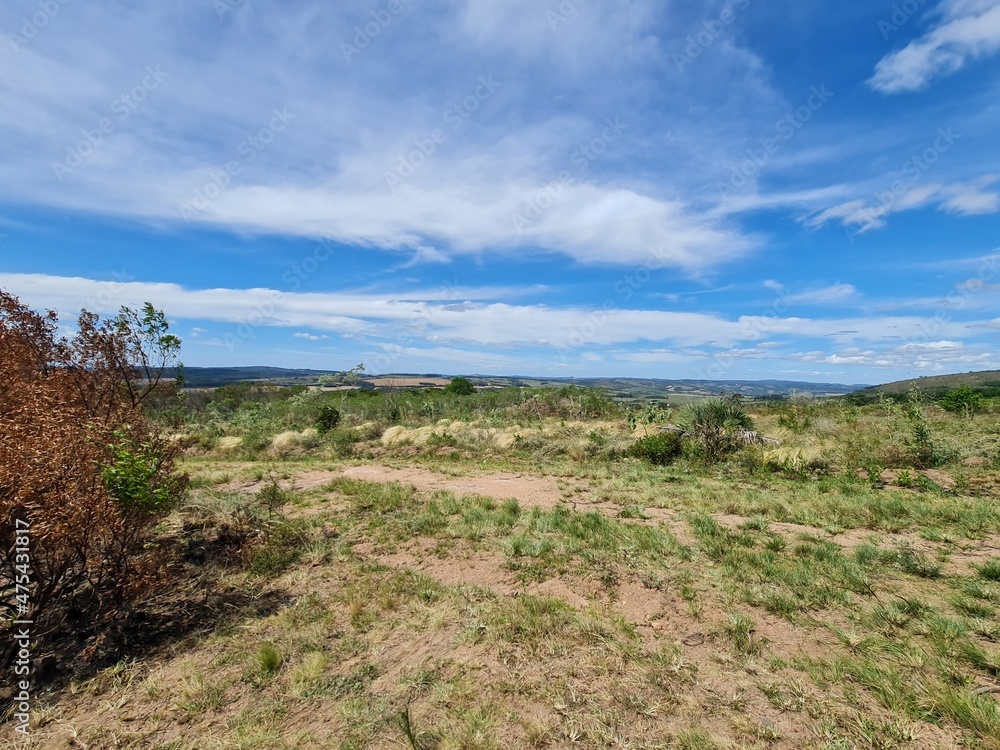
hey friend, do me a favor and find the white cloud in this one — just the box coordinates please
[869,0,1000,93]
[190,180,752,269]
[293,332,330,341]
[941,190,1000,214]
[2,273,994,356]
[790,339,1000,371]
[806,177,1000,233]
[0,0,776,271]
[763,281,858,306]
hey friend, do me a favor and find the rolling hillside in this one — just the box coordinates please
[171,367,867,398]
[858,370,1000,396]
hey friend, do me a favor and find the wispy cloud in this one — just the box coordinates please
[792,340,999,371]
[806,176,999,233]
[869,0,1000,93]
[763,281,858,305]
[3,272,996,358]
[0,1,781,271]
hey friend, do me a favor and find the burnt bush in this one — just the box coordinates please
[0,292,187,671]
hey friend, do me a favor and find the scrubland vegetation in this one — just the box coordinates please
[5,298,1000,748]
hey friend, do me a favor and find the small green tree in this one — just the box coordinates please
[445,377,475,396]
[318,363,365,388]
[904,388,938,468]
[939,386,982,416]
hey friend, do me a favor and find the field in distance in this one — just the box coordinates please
[173,366,868,400]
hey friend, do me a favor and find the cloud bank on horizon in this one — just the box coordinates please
[0,0,998,382]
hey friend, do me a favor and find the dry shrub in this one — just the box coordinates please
[0,291,186,669]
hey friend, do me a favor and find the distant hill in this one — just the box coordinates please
[857,370,1000,397]
[560,377,866,399]
[170,366,867,398]
[171,366,337,388]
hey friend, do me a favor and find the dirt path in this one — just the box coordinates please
[343,465,576,510]
[225,463,999,577]
[228,463,699,545]
[229,465,576,509]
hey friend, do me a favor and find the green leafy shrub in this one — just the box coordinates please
[328,429,359,457]
[627,432,683,465]
[257,475,288,517]
[315,404,341,434]
[427,431,460,448]
[102,430,185,515]
[862,459,885,490]
[939,386,983,416]
[777,407,812,432]
[903,391,957,468]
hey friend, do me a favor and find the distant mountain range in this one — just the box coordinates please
[169,366,869,398]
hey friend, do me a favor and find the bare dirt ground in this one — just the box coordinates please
[260,462,981,666]
[219,463,867,715]
[18,462,999,749]
[227,464,581,510]
[227,463,1000,577]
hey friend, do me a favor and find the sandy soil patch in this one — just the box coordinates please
[226,464,1000,582]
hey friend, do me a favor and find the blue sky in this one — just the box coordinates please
[1,0,999,383]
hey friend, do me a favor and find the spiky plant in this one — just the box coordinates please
[668,397,775,462]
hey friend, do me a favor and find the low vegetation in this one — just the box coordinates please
[5,324,1000,748]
